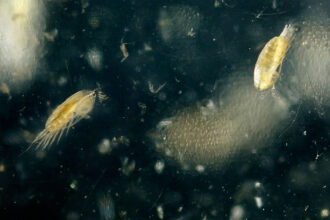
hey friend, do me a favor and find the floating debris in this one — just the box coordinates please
[120,157,135,176]
[321,209,329,218]
[43,29,58,42]
[229,205,245,220]
[0,83,11,100]
[154,160,165,174]
[111,136,130,147]
[156,205,164,219]
[148,81,167,94]
[86,47,103,71]
[195,165,205,173]
[254,196,263,208]
[69,180,78,190]
[97,138,112,154]
[0,163,5,172]
[120,40,129,63]
[98,194,115,220]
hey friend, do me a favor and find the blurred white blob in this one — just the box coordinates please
[156,205,164,219]
[229,205,245,220]
[254,196,263,208]
[154,160,165,174]
[157,5,202,62]
[98,194,115,220]
[151,73,289,168]
[0,0,45,90]
[120,157,135,176]
[97,138,112,154]
[86,47,103,71]
[283,7,330,120]
[195,164,205,173]
[321,209,329,218]
[158,5,202,43]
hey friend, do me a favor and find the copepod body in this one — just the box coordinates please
[30,89,108,151]
[254,24,296,91]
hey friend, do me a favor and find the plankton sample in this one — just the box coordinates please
[254,24,296,91]
[30,89,108,151]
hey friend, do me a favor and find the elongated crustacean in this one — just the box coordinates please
[254,24,296,91]
[30,89,108,151]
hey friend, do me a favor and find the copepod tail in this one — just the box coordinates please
[17,129,47,157]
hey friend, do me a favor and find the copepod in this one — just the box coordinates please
[29,89,108,151]
[254,24,296,91]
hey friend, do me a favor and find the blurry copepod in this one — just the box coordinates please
[150,74,289,169]
[30,89,108,151]
[254,24,296,91]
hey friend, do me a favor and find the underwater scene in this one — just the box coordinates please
[0,0,329,219]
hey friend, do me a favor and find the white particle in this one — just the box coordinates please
[229,205,244,220]
[156,205,164,219]
[195,165,205,173]
[154,160,165,174]
[254,196,263,208]
[86,47,103,71]
[321,209,329,218]
[97,138,111,154]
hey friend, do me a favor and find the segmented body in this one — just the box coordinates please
[30,89,107,150]
[254,24,295,91]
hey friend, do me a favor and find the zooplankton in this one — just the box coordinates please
[30,89,108,151]
[254,24,296,91]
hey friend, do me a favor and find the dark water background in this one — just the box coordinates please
[0,0,329,219]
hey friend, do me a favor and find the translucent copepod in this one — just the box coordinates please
[30,89,108,151]
[254,24,296,91]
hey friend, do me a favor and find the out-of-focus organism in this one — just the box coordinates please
[0,83,12,100]
[120,157,135,176]
[154,160,165,174]
[0,163,5,172]
[229,205,245,220]
[0,0,45,90]
[283,16,330,120]
[254,24,296,91]
[158,5,202,43]
[120,39,129,63]
[156,205,164,219]
[81,0,89,14]
[29,89,108,151]
[98,194,115,220]
[149,73,289,169]
[86,47,103,71]
[157,5,203,63]
[111,136,130,147]
[97,138,111,154]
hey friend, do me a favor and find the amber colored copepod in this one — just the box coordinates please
[254,24,296,91]
[30,89,108,151]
